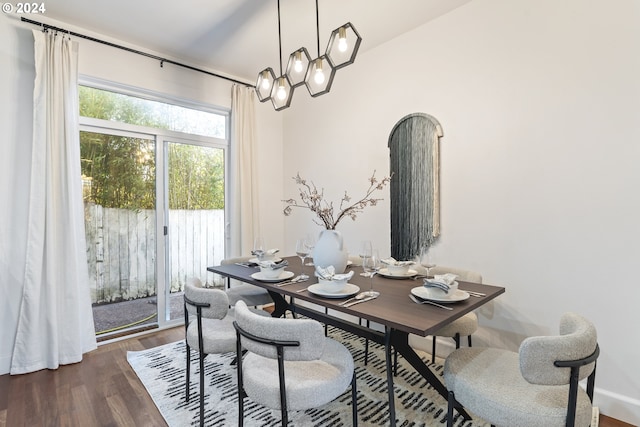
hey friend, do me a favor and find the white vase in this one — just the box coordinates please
[312,229,348,273]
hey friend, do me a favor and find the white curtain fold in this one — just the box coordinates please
[11,30,97,374]
[230,85,260,255]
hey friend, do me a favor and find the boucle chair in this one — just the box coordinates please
[183,278,269,427]
[233,300,358,426]
[221,256,273,307]
[409,265,482,363]
[444,312,599,427]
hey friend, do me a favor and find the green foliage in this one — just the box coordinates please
[79,87,225,211]
[81,132,156,209]
[168,143,224,209]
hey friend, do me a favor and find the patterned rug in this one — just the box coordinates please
[127,328,489,426]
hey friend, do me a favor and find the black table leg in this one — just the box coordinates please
[267,290,289,318]
[390,329,471,421]
[384,327,397,427]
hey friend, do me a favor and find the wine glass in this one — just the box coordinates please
[419,246,436,278]
[361,249,380,298]
[253,236,265,261]
[358,240,372,271]
[304,233,316,266]
[295,238,310,279]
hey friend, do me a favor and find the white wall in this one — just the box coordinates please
[281,0,640,423]
[0,15,284,374]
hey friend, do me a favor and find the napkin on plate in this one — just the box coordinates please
[315,265,354,281]
[258,259,288,270]
[251,248,280,257]
[423,273,458,293]
[380,257,415,266]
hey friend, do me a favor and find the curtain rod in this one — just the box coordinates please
[21,17,256,88]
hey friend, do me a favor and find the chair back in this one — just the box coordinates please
[234,301,325,361]
[419,265,482,283]
[184,279,229,320]
[519,312,598,385]
[221,256,251,265]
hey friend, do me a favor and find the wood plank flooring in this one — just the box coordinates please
[0,327,632,426]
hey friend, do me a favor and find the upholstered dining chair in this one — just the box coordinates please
[233,300,358,426]
[444,312,599,427]
[221,256,273,308]
[409,265,482,363]
[183,278,269,426]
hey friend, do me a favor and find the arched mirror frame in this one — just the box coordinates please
[388,113,442,261]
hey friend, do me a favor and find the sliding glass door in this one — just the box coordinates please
[79,83,229,338]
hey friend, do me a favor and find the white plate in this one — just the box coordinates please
[249,257,282,264]
[250,270,294,282]
[410,286,470,303]
[308,283,360,299]
[378,268,418,279]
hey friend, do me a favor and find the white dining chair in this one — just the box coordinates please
[183,278,269,427]
[409,265,482,363]
[233,300,358,426]
[444,312,599,427]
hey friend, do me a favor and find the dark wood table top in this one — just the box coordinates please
[208,256,505,336]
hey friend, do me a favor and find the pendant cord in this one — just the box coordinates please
[315,0,320,57]
[277,0,283,76]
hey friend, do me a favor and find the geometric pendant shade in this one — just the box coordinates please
[255,0,362,111]
[326,23,362,70]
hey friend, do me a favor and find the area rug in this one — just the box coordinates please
[127,328,489,426]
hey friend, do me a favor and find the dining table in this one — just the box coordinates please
[208,256,505,426]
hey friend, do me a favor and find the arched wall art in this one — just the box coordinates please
[388,113,442,261]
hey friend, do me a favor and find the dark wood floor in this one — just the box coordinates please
[0,327,632,426]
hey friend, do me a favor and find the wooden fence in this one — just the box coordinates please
[85,203,225,304]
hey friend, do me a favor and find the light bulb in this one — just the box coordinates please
[261,71,271,90]
[338,38,348,52]
[314,59,325,85]
[338,27,348,52]
[277,84,286,100]
[294,51,303,73]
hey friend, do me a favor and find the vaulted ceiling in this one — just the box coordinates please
[41,0,471,82]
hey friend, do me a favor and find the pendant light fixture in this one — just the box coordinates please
[285,47,311,88]
[326,22,361,70]
[255,0,362,110]
[303,0,335,97]
[271,0,293,110]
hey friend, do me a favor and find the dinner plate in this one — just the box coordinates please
[378,268,418,279]
[307,283,360,299]
[250,270,294,282]
[410,286,470,303]
[249,257,282,264]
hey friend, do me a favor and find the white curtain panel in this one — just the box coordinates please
[230,85,260,255]
[11,30,97,374]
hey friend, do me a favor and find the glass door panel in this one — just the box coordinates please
[80,130,158,337]
[166,141,226,321]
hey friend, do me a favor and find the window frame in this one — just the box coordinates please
[79,76,230,332]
